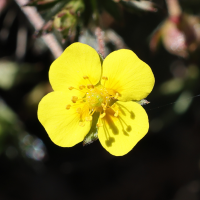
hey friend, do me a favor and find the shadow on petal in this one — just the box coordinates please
[119,106,126,116]
[130,111,135,119]
[105,137,115,147]
[106,110,119,135]
[123,130,129,136]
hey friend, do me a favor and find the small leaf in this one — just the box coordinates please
[135,99,150,106]
[83,131,98,146]
[83,112,99,146]
[42,0,71,22]
[35,1,61,12]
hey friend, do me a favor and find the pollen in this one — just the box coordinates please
[66,104,71,109]
[85,116,92,121]
[97,122,103,127]
[87,84,94,89]
[114,93,119,99]
[102,76,108,80]
[79,85,86,90]
[101,103,107,110]
[71,96,78,103]
[83,76,89,79]
[86,89,104,108]
[68,82,116,128]
[68,86,74,90]
[114,110,119,117]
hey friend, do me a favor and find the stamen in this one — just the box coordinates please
[83,76,89,79]
[68,86,74,90]
[114,93,119,99]
[76,107,82,114]
[87,84,94,89]
[83,75,95,86]
[85,116,92,121]
[114,110,119,117]
[66,104,71,109]
[97,117,103,127]
[97,122,103,127]
[79,122,85,127]
[71,96,78,103]
[102,76,108,80]
[101,103,106,110]
[69,86,86,93]
[102,76,108,87]
[89,108,96,116]
[76,97,87,103]
[79,85,86,90]
[100,113,106,118]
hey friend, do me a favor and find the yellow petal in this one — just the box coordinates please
[98,101,149,156]
[49,42,102,96]
[102,49,155,101]
[38,91,91,147]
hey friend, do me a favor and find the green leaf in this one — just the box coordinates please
[35,1,61,12]
[42,0,71,22]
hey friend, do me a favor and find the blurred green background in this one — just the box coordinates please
[1,0,200,199]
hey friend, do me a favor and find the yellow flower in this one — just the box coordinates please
[38,42,155,156]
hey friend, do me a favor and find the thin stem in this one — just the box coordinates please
[166,0,181,18]
[95,26,105,58]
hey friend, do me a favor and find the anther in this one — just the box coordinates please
[71,96,78,103]
[114,93,119,99]
[87,84,94,89]
[83,76,89,79]
[100,113,106,118]
[101,103,107,110]
[85,116,92,121]
[97,123,103,127]
[68,86,74,90]
[66,104,71,110]
[102,76,108,80]
[79,122,85,127]
[114,110,119,117]
[79,85,86,90]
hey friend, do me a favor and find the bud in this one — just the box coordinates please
[150,0,200,58]
[53,10,77,31]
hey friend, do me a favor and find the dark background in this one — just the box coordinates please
[1,0,200,200]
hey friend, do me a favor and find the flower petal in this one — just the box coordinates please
[49,42,102,96]
[38,91,91,147]
[98,101,149,156]
[102,49,155,101]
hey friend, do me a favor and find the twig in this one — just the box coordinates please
[95,27,105,58]
[15,0,63,59]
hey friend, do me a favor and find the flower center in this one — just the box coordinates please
[66,76,119,127]
[86,89,104,108]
